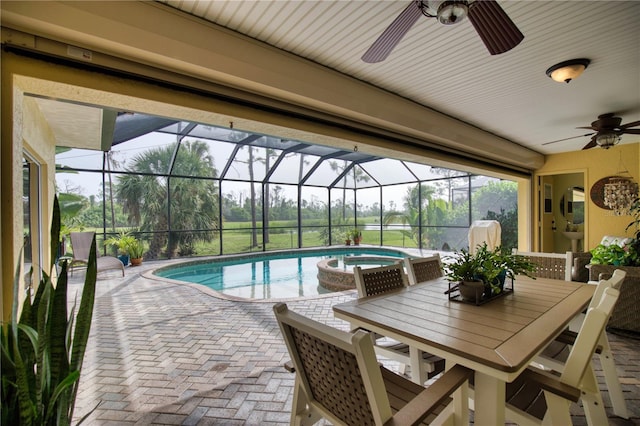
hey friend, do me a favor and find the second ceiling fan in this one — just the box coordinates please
[362,0,524,63]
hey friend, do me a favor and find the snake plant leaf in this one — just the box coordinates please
[44,370,79,426]
[50,196,62,270]
[67,235,97,420]
[10,255,36,425]
[49,261,70,394]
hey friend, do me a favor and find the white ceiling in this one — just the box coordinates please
[157,0,640,155]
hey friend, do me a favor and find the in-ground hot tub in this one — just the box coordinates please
[317,256,404,292]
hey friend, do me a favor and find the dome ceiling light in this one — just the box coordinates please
[545,58,590,83]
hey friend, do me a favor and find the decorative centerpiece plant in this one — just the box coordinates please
[445,243,536,300]
[1,196,98,425]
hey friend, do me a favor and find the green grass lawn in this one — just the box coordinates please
[75,221,419,258]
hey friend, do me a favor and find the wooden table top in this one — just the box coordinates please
[333,276,594,376]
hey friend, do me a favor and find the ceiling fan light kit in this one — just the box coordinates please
[595,131,621,149]
[362,0,524,63]
[543,113,640,150]
[434,1,468,25]
[545,58,590,83]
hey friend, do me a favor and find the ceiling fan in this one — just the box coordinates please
[361,0,524,63]
[543,113,640,150]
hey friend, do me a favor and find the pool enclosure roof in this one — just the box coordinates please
[105,112,471,190]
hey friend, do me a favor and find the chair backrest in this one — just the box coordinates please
[512,250,572,281]
[404,254,443,285]
[70,231,100,261]
[561,279,621,388]
[589,269,626,310]
[274,302,394,425]
[353,263,408,298]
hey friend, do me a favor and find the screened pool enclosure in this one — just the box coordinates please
[55,113,518,260]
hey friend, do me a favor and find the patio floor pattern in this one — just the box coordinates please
[70,261,640,425]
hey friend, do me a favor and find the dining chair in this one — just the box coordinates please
[353,264,445,384]
[512,250,573,281]
[469,277,621,426]
[404,254,443,285]
[274,302,473,426]
[70,232,125,277]
[534,269,628,419]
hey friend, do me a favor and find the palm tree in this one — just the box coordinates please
[383,184,439,247]
[114,140,219,258]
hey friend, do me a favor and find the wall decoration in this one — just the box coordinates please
[590,176,617,210]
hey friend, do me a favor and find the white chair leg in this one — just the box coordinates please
[409,346,425,384]
[599,345,629,418]
[543,392,572,426]
[581,366,609,426]
[291,377,321,426]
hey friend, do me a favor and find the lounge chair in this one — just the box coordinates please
[70,232,125,277]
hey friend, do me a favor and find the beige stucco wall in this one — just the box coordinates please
[535,143,640,251]
[1,58,59,320]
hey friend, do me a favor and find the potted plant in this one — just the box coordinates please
[126,237,145,266]
[105,230,136,266]
[445,243,536,302]
[586,197,640,333]
[444,247,486,302]
[350,228,362,246]
[1,196,97,424]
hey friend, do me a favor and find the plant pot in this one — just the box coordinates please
[353,237,361,246]
[130,257,143,266]
[458,280,485,302]
[345,239,351,246]
[118,254,130,266]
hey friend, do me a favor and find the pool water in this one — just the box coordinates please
[154,248,408,299]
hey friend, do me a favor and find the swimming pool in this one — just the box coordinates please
[153,247,411,300]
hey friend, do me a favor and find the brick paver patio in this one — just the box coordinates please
[70,260,640,425]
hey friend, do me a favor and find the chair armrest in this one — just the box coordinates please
[572,253,592,282]
[554,329,578,345]
[520,367,581,403]
[385,365,472,426]
[553,329,602,354]
[283,360,295,373]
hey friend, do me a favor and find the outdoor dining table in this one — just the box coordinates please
[332,275,595,425]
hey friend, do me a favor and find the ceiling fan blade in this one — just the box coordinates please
[622,129,640,134]
[620,120,640,129]
[361,2,422,63]
[576,126,597,130]
[542,133,593,146]
[582,136,598,150]
[468,0,524,55]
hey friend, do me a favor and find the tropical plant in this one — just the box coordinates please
[590,243,637,266]
[383,184,441,247]
[114,140,219,258]
[624,196,640,267]
[444,243,536,297]
[126,238,145,259]
[105,230,136,255]
[1,196,97,425]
